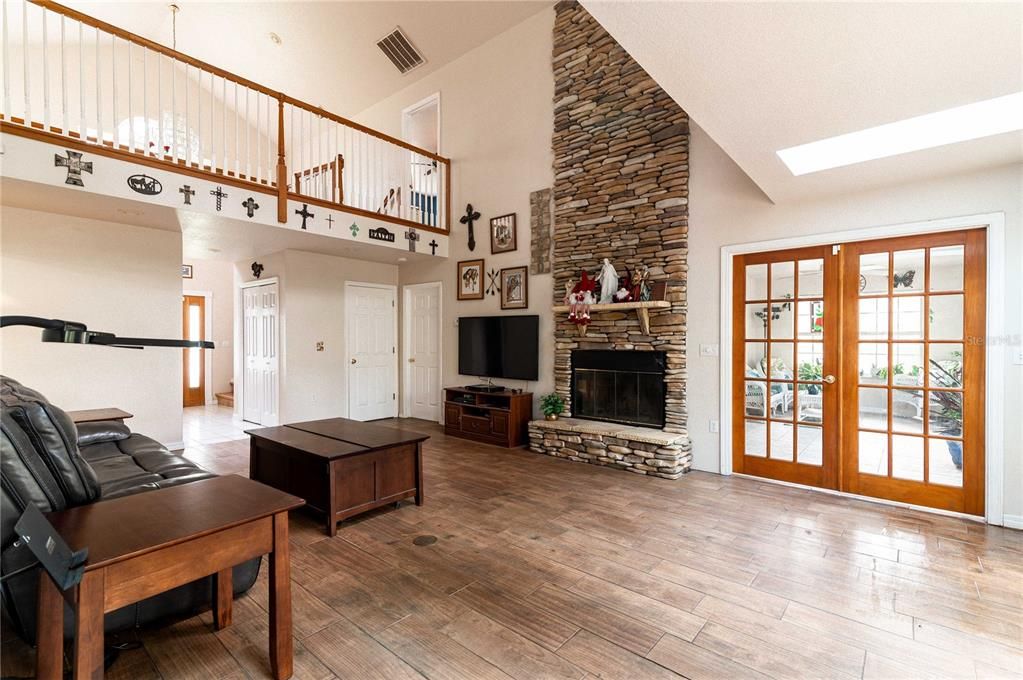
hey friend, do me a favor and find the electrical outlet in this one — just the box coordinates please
[699,344,719,357]
[1014,348,1023,366]
[709,419,719,433]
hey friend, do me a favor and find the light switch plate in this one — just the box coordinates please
[709,420,719,433]
[699,344,719,357]
[1013,348,1023,366]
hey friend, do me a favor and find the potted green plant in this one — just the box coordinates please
[540,393,565,421]
[798,361,823,394]
[929,354,964,469]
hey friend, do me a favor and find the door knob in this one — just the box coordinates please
[351,358,357,364]
[822,375,836,384]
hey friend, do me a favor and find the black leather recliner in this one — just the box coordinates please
[0,375,260,643]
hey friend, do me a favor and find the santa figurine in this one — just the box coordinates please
[567,270,597,325]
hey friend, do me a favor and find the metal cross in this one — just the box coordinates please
[350,223,359,237]
[459,203,481,251]
[295,203,314,230]
[241,197,260,218]
[326,214,335,229]
[179,185,195,205]
[210,186,228,211]
[405,228,420,253]
[429,239,438,256]
[54,150,93,186]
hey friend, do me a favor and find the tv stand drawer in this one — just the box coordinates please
[461,415,491,435]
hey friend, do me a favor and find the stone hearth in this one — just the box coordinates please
[528,418,691,480]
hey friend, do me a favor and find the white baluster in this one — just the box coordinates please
[157,51,162,156]
[41,4,49,129]
[111,34,116,143]
[142,47,147,153]
[171,58,177,160]
[210,72,215,171]
[255,89,261,182]
[78,20,84,138]
[95,26,101,143]
[234,82,239,176]
[221,77,227,173]
[61,14,67,134]
[22,2,30,125]
[1,0,9,118]
[128,41,135,151]
[185,63,191,165]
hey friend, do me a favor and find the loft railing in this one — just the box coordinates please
[0,0,451,234]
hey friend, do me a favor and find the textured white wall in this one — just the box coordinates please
[1,206,183,446]
[356,8,557,417]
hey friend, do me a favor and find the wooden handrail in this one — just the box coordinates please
[31,0,451,166]
[19,0,452,234]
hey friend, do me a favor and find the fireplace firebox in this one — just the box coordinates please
[571,350,666,429]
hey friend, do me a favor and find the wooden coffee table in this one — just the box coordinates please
[35,475,304,680]
[247,418,429,536]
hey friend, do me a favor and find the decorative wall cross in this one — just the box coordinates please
[54,150,93,186]
[241,197,260,218]
[405,228,421,253]
[295,203,314,229]
[460,203,481,251]
[179,185,195,205]
[326,214,334,229]
[350,223,360,237]
[429,239,438,256]
[210,186,228,211]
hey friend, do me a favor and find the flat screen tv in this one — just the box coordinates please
[458,315,539,381]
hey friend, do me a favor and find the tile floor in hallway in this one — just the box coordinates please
[181,404,251,448]
[2,420,1020,679]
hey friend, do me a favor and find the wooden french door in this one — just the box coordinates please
[733,229,986,515]
[182,294,206,407]
[732,245,841,489]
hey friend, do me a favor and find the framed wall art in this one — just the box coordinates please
[457,259,485,300]
[490,213,517,254]
[181,264,193,279]
[500,266,528,310]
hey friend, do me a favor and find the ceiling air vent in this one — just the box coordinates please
[377,27,424,75]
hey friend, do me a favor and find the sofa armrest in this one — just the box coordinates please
[76,421,131,446]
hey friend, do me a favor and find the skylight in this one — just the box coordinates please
[777,92,1023,176]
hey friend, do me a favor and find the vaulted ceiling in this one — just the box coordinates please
[582,1,1023,203]
[65,1,549,118]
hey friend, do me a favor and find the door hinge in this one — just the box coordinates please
[393,393,396,400]
[392,346,396,353]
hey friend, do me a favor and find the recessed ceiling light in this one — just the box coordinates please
[268,32,282,46]
[397,257,408,263]
[777,92,1023,176]
[208,248,221,253]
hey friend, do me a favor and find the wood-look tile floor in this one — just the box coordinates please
[3,419,1021,679]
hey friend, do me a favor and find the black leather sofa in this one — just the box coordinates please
[0,375,260,643]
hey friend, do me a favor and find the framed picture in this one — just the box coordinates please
[500,266,528,310]
[181,264,193,279]
[490,213,517,254]
[457,259,485,300]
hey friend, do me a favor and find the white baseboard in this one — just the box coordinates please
[1002,514,1023,530]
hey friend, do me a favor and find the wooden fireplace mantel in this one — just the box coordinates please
[552,300,671,336]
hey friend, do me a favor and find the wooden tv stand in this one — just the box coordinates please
[444,387,532,447]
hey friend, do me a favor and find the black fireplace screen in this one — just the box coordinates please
[571,350,666,429]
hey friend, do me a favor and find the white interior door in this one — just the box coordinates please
[242,282,279,425]
[406,283,442,421]
[348,284,397,421]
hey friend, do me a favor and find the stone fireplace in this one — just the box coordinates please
[527,2,692,480]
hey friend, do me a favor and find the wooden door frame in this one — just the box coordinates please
[719,212,1006,525]
[401,281,443,422]
[183,289,214,405]
[238,277,281,427]
[344,281,399,420]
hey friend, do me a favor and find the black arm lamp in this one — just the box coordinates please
[0,315,214,349]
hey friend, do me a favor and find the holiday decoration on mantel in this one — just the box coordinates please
[614,268,635,303]
[566,270,597,331]
[597,258,618,304]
